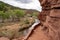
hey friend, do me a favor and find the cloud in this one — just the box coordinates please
[15,0,32,3]
[0,0,42,12]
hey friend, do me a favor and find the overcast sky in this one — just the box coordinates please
[15,0,32,3]
[0,0,42,12]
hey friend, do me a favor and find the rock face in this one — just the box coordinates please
[0,37,10,40]
[23,0,60,40]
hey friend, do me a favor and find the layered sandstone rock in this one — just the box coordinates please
[23,0,60,40]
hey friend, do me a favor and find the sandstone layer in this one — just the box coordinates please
[23,0,60,40]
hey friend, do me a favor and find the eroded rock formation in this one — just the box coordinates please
[23,0,60,40]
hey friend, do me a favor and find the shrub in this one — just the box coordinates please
[14,10,25,17]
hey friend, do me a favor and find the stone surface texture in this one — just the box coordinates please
[23,0,60,40]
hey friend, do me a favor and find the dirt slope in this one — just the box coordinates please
[24,24,49,40]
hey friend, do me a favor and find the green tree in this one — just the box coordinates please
[0,11,6,22]
[14,10,25,21]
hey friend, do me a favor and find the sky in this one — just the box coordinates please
[0,0,42,12]
[15,0,32,3]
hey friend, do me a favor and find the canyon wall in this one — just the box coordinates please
[24,0,60,40]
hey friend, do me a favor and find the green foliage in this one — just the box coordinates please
[0,2,9,12]
[0,2,5,11]
[14,10,25,17]
[0,11,9,22]
[0,2,26,22]
[0,11,6,19]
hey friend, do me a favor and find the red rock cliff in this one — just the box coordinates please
[23,0,60,40]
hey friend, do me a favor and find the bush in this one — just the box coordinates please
[14,10,25,17]
[0,29,16,39]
